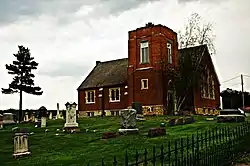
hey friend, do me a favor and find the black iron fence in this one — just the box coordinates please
[88,122,250,166]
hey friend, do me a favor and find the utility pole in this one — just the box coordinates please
[241,74,245,108]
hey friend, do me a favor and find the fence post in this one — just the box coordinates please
[168,141,171,166]
[191,134,195,166]
[160,145,164,166]
[144,149,148,166]
[174,139,178,166]
[196,131,200,166]
[125,151,128,166]
[135,150,139,166]
[113,156,117,166]
[204,130,207,166]
[152,146,156,166]
[180,138,184,166]
[102,158,104,166]
[186,136,189,166]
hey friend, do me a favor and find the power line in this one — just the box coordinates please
[230,83,241,87]
[243,75,250,78]
[221,75,240,84]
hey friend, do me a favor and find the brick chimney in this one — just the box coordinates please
[145,22,154,27]
[96,61,101,66]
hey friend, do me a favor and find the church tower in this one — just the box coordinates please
[127,22,178,115]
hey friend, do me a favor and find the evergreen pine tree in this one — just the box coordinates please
[2,45,43,122]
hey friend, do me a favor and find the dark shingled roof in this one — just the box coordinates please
[179,44,207,58]
[77,45,219,90]
[77,58,128,90]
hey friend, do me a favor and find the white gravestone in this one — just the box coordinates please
[41,117,46,128]
[64,102,78,128]
[13,133,31,158]
[23,112,29,122]
[49,112,52,119]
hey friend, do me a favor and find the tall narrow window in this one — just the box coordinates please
[206,70,210,98]
[167,42,172,64]
[140,41,149,64]
[211,79,215,99]
[109,88,120,102]
[201,75,206,98]
[85,90,95,103]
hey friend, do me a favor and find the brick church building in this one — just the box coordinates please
[77,23,220,117]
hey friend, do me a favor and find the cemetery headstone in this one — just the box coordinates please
[148,128,166,137]
[13,133,31,158]
[118,109,139,135]
[23,112,29,122]
[132,102,143,114]
[39,106,47,128]
[49,111,52,120]
[64,102,79,132]
[3,113,15,125]
[0,114,3,129]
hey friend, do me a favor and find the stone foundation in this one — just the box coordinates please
[79,109,121,117]
[195,107,220,116]
[142,105,164,115]
[79,105,165,117]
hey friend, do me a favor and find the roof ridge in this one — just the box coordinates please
[99,58,128,64]
[178,44,207,51]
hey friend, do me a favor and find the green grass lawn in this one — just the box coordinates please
[0,116,245,166]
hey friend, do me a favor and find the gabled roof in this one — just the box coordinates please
[77,45,220,90]
[179,45,220,85]
[77,58,128,90]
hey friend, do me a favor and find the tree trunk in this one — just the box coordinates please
[177,95,187,112]
[19,90,23,123]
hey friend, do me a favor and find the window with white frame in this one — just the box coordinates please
[141,79,148,89]
[85,90,95,103]
[140,41,149,64]
[167,42,172,64]
[109,88,120,102]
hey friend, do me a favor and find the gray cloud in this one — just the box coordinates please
[37,61,92,77]
[0,0,160,26]
[177,0,229,3]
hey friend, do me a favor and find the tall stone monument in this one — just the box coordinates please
[13,133,31,158]
[64,102,79,132]
[56,103,60,119]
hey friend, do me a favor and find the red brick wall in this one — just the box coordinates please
[78,84,128,112]
[128,24,178,106]
[193,52,220,109]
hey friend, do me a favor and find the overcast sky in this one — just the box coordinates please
[0,0,249,110]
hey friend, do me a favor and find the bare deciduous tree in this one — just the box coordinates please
[168,12,216,113]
